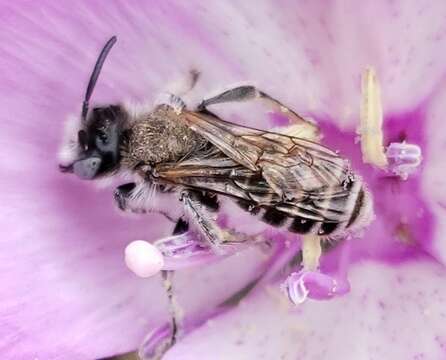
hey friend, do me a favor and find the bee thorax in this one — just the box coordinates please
[121,105,207,168]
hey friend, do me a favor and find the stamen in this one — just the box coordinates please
[359,67,388,168]
[125,240,164,278]
[385,142,422,180]
[125,233,235,277]
[359,68,422,179]
[282,270,351,304]
[301,234,322,271]
[154,232,229,270]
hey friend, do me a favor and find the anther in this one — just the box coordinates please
[385,142,422,180]
[282,270,351,305]
[125,240,165,278]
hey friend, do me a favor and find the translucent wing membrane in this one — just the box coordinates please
[181,111,352,193]
[154,111,355,223]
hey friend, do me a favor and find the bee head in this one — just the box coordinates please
[60,36,125,180]
[68,105,126,179]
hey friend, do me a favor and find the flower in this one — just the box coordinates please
[2,1,446,359]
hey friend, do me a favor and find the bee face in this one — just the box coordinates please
[66,105,127,179]
[59,36,125,180]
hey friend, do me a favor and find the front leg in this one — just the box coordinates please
[114,182,182,222]
[114,182,151,214]
[114,182,137,211]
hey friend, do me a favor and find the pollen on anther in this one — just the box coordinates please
[125,240,164,278]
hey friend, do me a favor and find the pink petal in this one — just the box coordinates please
[0,3,268,356]
[2,0,446,358]
[422,84,446,264]
[165,259,446,360]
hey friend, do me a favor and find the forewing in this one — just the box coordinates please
[154,154,352,223]
[182,110,351,198]
[155,155,273,202]
[182,111,263,171]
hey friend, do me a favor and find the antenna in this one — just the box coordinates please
[81,36,117,121]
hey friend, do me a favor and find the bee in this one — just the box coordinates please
[58,36,374,357]
[59,35,372,248]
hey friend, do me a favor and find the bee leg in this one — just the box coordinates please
[160,270,180,352]
[114,182,157,215]
[113,182,137,211]
[180,190,250,248]
[178,69,200,95]
[156,218,189,357]
[155,92,186,115]
[197,85,316,128]
[172,217,189,235]
[154,70,200,116]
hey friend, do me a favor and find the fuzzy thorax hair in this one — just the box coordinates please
[121,105,208,169]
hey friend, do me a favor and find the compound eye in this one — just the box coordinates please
[96,129,108,144]
[73,156,102,179]
[96,124,119,154]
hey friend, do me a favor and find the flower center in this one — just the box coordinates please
[283,67,424,305]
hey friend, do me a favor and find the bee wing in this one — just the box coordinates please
[155,154,273,201]
[182,111,263,171]
[155,153,353,223]
[182,110,351,198]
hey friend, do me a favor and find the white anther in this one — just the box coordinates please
[125,240,164,278]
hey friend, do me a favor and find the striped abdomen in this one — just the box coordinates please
[236,178,371,238]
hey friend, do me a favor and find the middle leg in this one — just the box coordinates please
[197,85,317,130]
[180,190,253,248]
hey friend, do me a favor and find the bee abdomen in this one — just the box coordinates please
[346,188,365,227]
[236,181,371,237]
[262,208,288,226]
[236,200,337,236]
[289,217,318,234]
